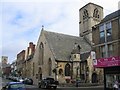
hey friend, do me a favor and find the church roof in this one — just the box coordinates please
[43,30,91,61]
[80,51,91,61]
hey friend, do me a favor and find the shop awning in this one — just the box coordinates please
[93,56,120,68]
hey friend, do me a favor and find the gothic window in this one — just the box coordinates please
[40,42,44,49]
[59,68,63,75]
[74,55,76,58]
[38,67,42,80]
[65,63,70,76]
[73,43,81,53]
[93,8,99,19]
[83,9,89,20]
[39,42,44,65]
[77,45,81,52]
[48,58,52,76]
[32,62,35,76]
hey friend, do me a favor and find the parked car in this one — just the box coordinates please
[23,78,33,85]
[38,77,59,89]
[1,82,26,90]
[17,77,24,83]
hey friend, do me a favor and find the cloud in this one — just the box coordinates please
[1,0,119,63]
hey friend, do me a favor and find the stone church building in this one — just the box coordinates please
[31,2,104,85]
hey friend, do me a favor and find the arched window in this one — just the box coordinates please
[32,62,35,76]
[83,9,89,20]
[48,58,52,76]
[59,68,63,75]
[38,67,42,80]
[65,63,70,76]
[39,42,44,65]
[72,43,81,54]
[93,8,99,18]
[77,45,81,53]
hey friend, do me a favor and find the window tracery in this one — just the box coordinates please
[83,9,89,20]
[93,8,99,19]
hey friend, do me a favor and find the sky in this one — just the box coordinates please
[0,0,120,64]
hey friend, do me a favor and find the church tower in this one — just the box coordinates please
[79,3,103,44]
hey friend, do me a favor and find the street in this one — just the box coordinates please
[1,77,104,90]
[23,87,104,90]
[30,87,104,90]
[26,86,104,90]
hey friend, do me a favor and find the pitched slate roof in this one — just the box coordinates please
[80,51,91,61]
[100,10,120,23]
[43,30,91,61]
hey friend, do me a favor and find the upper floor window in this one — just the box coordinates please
[93,8,99,19]
[101,45,106,58]
[108,44,113,57]
[83,9,89,20]
[39,42,44,65]
[40,42,44,49]
[99,24,105,38]
[48,58,52,76]
[106,22,112,36]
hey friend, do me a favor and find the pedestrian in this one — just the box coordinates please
[113,81,119,90]
[118,79,120,90]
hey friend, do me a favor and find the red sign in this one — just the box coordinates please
[93,56,120,68]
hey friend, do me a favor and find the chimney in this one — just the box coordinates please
[29,42,33,48]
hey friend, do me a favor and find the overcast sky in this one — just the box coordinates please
[1,0,119,63]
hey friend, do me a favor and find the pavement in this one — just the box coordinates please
[0,77,2,90]
[58,82,104,87]
[30,82,104,89]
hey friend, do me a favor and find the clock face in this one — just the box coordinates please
[83,9,89,20]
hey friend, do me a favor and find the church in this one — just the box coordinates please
[31,3,104,85]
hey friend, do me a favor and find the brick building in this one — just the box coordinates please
[16,50,25,77]
[92,10,120,90]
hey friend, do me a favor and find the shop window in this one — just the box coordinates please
[106,74,120,89]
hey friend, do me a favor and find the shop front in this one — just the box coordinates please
[94,56,120,90]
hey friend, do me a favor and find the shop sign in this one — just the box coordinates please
[94,56,120,68]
